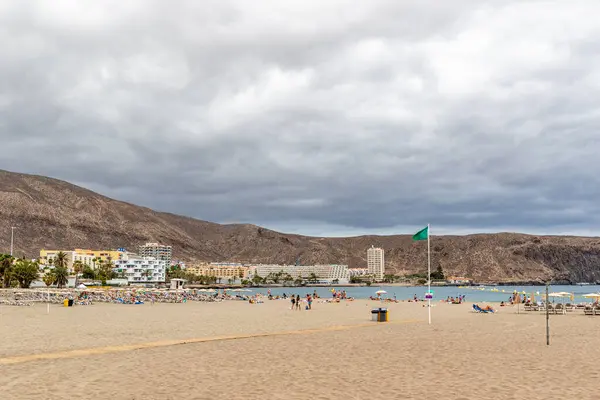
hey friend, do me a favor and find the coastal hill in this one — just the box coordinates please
[1,169,600,283]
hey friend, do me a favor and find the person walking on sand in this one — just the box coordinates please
[296,295,301,310]
[291,295,296,310]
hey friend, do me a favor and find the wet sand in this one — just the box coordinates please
[1,300,598,399]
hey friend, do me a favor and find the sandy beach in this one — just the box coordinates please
[1,299,598,399]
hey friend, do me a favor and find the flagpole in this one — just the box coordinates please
[427,223,431,325]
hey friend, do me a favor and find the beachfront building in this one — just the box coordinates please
[348,268,369,277]
[248,264,350,283]
[186,263,249,280]
[138,242,172,266]
[367,246,385,281]
[112,257,167,283]
[447,276,473,285]
[39,248,132,272]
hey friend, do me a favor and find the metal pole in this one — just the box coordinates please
[427,223,431,325]
[546,282,550,346]
[10,226,15,256]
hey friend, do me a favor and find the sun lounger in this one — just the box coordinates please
[555,304,565,314]
[594,307,600,316]
[473,304,495,313]
[584,306,594,315]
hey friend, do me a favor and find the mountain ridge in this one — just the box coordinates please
[1,169,600,283]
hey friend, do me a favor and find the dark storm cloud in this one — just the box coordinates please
[1,0,600,236]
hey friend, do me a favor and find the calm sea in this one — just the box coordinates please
[249,285,600,302]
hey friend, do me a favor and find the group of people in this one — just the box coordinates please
[0,288,234,307]
[446,295,466,304]
[331,289,348,299]
[290,294,313,310]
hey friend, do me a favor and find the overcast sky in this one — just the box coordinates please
[1,0,599,237]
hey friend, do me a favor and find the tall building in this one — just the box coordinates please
[367,246,385,281]
[138,243,172,266]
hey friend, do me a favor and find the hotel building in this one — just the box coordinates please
[367,246,385,281]
[112,257,167,283]
[138,243,172,266]
[247,264,350,283]
[186,263,249,280]
[348,268,369,277]
[39,248,132,272]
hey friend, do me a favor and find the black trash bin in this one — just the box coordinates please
[68,299,74,307]
[378,308,388,322]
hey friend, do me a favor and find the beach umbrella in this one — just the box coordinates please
[582,293,600,302]
[375,290,387,295]
[548,292,567,297]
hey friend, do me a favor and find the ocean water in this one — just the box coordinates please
[248,285,600,302]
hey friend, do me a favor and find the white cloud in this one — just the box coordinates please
[1,0,600,236]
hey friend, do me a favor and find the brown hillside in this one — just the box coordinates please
[1,169,600,283]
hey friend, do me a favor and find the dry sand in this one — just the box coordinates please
[1,299,598,399]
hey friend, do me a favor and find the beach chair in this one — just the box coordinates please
[555,303,565,314]
[584,306,594,315]
[594,307,600,316]
[473,304,494,313]
[565,303,574,312]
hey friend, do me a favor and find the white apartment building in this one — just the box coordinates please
[138,243,172,266]
[367,246,385,281]
[248,264,350,283]
[348,268,369,277]
[112,257,167,283]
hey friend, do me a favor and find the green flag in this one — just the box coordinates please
[412,226,428,241]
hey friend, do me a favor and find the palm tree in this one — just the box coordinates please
[53,251,69,271]
[43,271,56,287]
[0,254,14,288]
[98,259,114,284]
[142,269,152,282]
[54,266,69,288]
[13,259,40,288]
[73,260,84,287]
